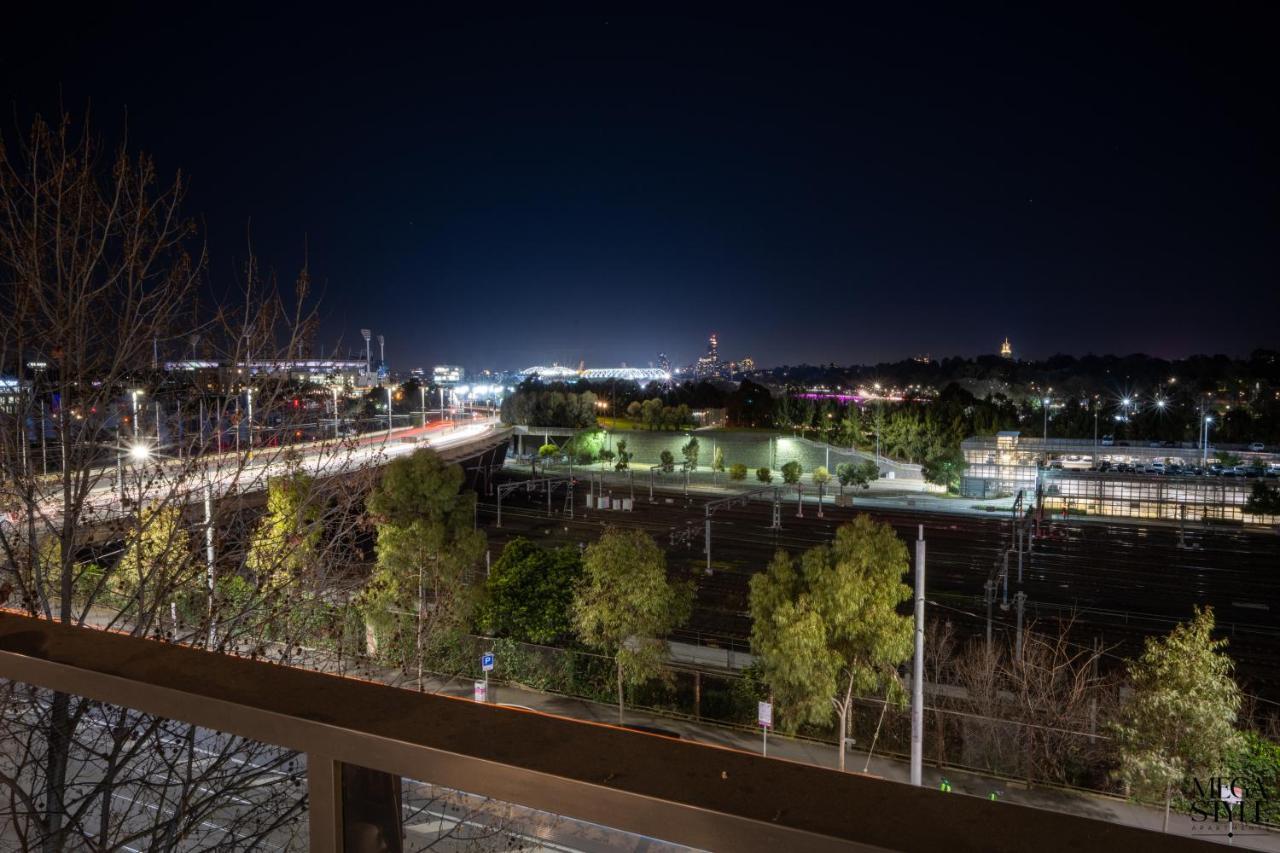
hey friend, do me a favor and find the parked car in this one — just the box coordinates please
[1100,435,1115,447]
[1249,442,1266,452]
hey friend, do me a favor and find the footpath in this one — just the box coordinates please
[406,657,1278,850]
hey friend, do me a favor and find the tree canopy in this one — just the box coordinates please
[1113,607,1242,831]
[477,538,582,645]
[572,527,693,722]
[749,515,913,771]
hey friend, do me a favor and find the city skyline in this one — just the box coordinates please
[5,8,1275,370]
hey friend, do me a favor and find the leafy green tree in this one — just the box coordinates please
[835,460,879,495]
[246,469,321,590]
[614,438,632,471]
[781,460,803,485]
[1245,481,1280,515]
[659,449,675,472]
[712,446,725,473]
[729,462,748,481]
[572,527,693,722]
[749,516,913,771]
[922,445,966,492]
[477,538,582,644]
[756,466,773,483]
[116,504,194,617]
[812,466,831,511]
[641,398,663,430]
[1112,607,1242,832]
[598,448,616,468]
[681,436,700,470]
[538,443,558,458]
[362,449,486,680]
[1223,732,1280,825]
[1217,451,1242,469]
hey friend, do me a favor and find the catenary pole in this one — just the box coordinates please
[910,524,926,787]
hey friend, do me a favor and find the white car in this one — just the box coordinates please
[1249,442,1265,453]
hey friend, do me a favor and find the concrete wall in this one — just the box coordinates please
[595,429,921,480]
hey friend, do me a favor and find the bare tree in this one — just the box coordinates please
[0,109,373,850]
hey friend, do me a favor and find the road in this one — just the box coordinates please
[4,418,502,533]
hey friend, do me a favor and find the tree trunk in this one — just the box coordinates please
[837,703,847,772]
[617,659,625,724]
[863,692,890,772]
[42,691,72,853]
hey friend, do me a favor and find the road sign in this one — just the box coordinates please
[481,653,495,672]
[758,701,773,728]
[474,681,488,703]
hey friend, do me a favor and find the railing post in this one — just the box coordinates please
[308,754,342,852]
[308,757,404,852]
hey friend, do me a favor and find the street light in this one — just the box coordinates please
[332,386,341,439]
[128,443,152,463]
[385,386,394,432]
[245,388,254,451]
[131,389,144,440]
[1202,415,1214,468]
[1042,397,1051,451]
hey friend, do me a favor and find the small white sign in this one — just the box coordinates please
[1221,784,1244,805]
[481,653,495,672]
[474,681,488,703]
[758,701,773,729]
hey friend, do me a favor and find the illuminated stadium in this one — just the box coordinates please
[520,365,671,383]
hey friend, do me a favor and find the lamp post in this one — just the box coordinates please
[1202,416,1214,468]
[131,389,144,440]
[385,386,394,433]
[1042,397,1051,460]
[420,385,427,427]
[332,386,341,439]
[245,388,254,451]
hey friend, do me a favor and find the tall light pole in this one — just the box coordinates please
[1042,397,1051,460]
[420,385,427,427]
[245,387,254,451]
[1202,416,1214,468]
[131,389,144,440]
[385,386,394,433]
[331,386,341,438]
[361,328,372,377]
[910,524,926,787]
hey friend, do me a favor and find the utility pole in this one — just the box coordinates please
[1014,591,1027,662]
[984,579,995,652]
[205,481,216,647]
[910,525,926,787]
[39,401,47,476]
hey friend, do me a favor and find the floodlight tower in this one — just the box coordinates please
[378,335,386,371]
[361,329,372,375]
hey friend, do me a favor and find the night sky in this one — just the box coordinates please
[5,7,1277,371]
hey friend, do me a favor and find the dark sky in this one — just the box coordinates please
[6,7,1277,372]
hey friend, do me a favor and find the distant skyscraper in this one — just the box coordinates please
[1000,337,1013,359]
[739,356,755,373]
[657,352,671,374]
[694,332,726,379]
